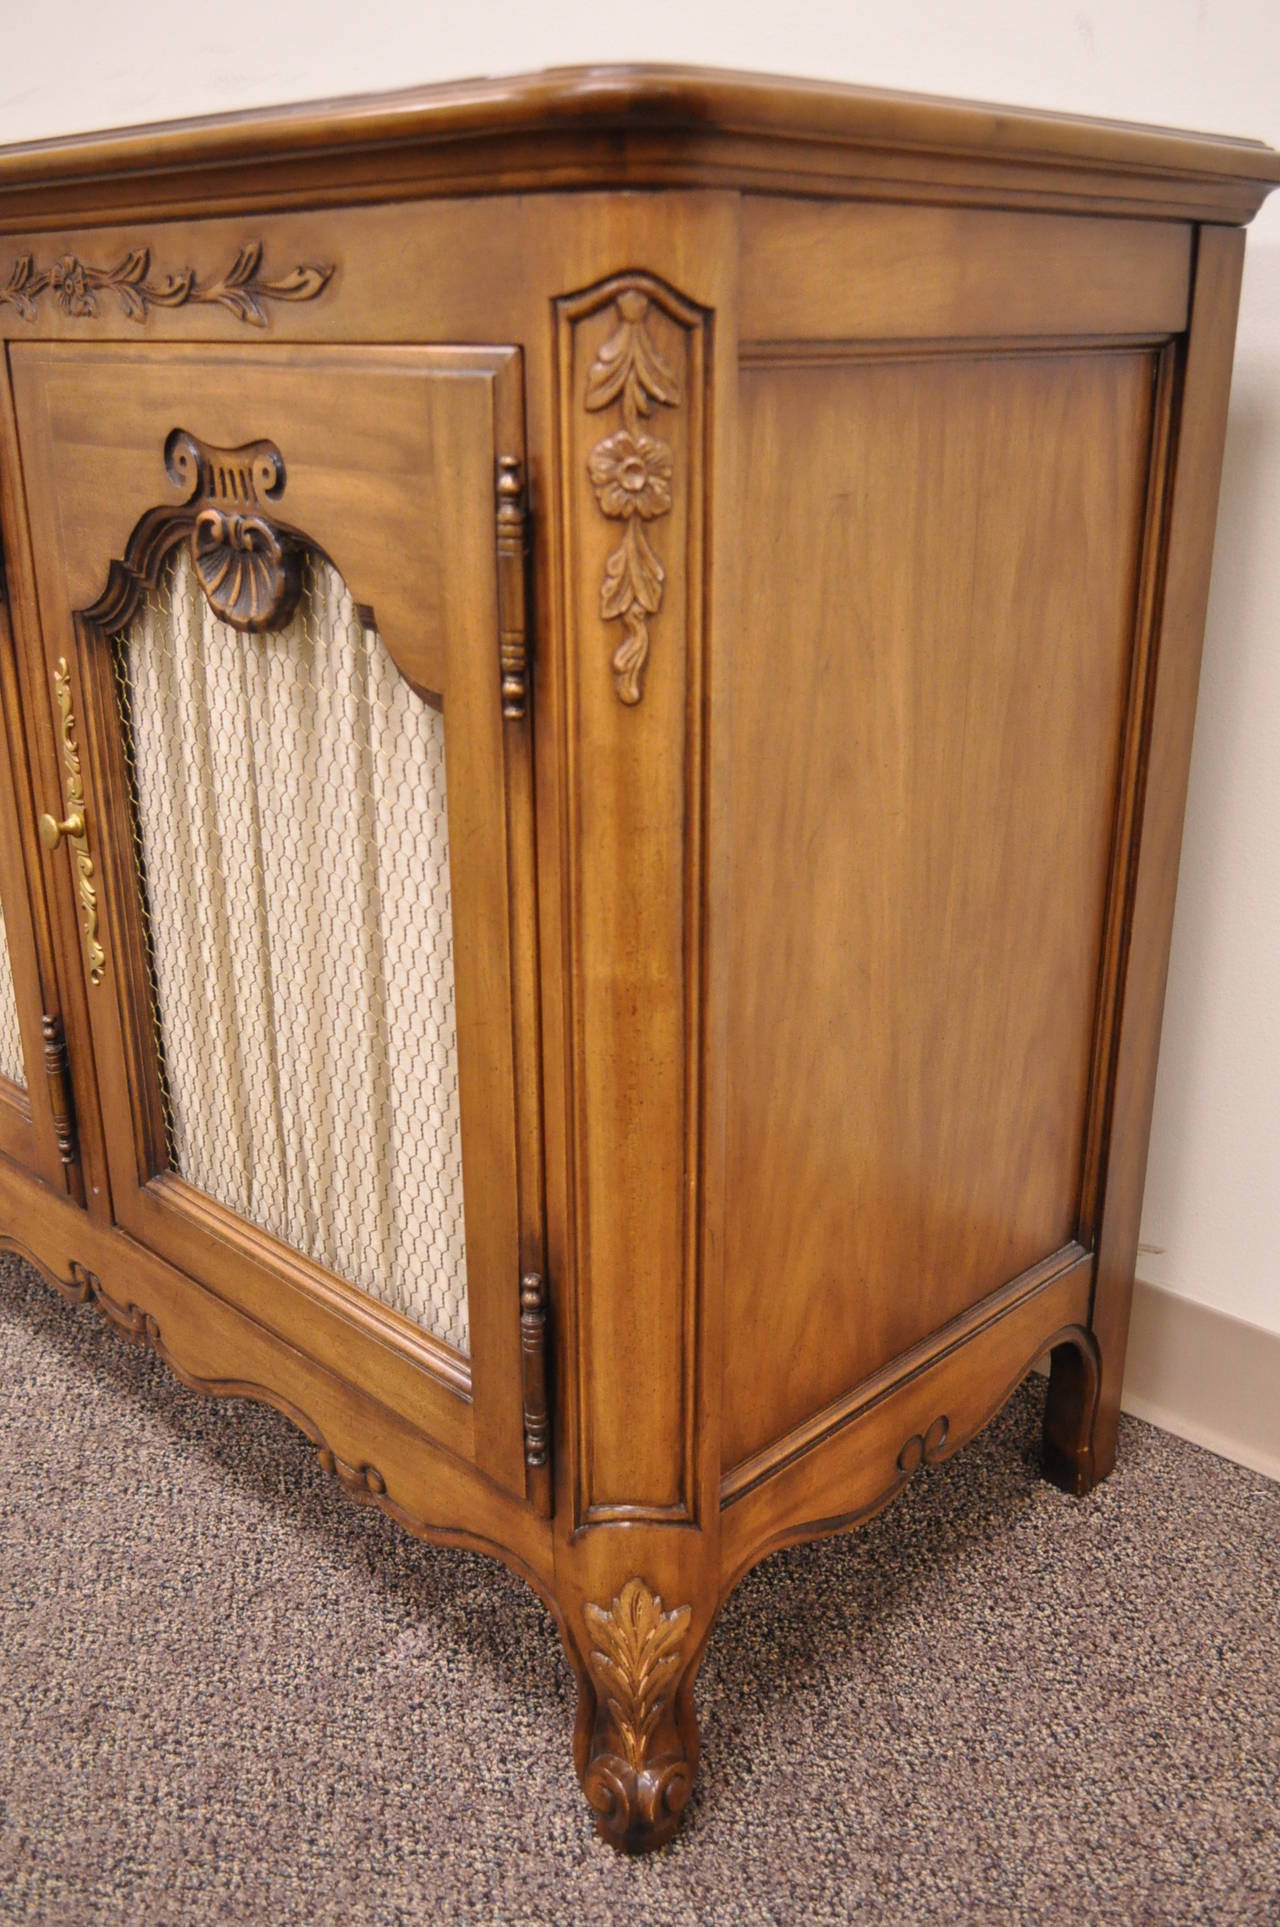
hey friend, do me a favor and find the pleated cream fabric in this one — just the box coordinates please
[117,547,469,1353]
[0,899,26,1090]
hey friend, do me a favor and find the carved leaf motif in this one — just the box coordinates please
[601,518,664,621]
[583,1579,692,1771]
[586,290,681,428]
[199,241,331,326]
[2,255,36,321]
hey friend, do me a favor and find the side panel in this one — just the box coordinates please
[722,344,1158,1471]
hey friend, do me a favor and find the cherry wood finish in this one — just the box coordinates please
[0,68,1274,1852]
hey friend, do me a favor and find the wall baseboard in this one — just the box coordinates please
[1035,1278,1279,1479]
[1117,1278,1280,1482]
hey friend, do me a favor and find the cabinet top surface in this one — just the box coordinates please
[0,64,1277,228]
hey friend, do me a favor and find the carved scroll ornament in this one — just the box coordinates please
[1,242,332,327]
[897,1413,950,1474]
[584,290,682,706]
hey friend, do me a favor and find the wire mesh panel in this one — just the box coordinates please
[112,546,470,1354]
[0,896,26,1090]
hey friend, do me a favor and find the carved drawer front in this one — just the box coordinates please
[12,342,544,1506]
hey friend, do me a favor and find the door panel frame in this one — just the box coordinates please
[11,340,542,1504]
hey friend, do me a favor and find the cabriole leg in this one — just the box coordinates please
[1042,1331,1109,1495]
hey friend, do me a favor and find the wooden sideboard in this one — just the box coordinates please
[0,67,1275,1852]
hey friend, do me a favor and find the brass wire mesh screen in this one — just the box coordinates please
[111,545,470,1354]
[0,898,26,1090]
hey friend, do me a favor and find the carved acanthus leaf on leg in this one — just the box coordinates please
[580,1577,695,1852]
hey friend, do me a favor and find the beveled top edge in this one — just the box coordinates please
[0,64,1277,211]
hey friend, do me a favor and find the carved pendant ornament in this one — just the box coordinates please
[165,428,302,633]
[584,290,681,705]
[582,1578,693,1849]
[1,242,332,326]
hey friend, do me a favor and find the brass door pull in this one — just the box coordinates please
[39,807,85,850]
[43,658,105,985]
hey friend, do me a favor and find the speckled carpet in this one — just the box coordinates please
[2,1252,1278,1925]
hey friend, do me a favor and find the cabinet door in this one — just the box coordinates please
[0,568,79,1192]
[12,344,543,1506]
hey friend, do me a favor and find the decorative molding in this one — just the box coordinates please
[39,1014,78,1167]
[721,1243,1092,1506]
[897,1413,950,1474]
[2,1232,556,1617]
[495,455,531,719]
[581,1578,694,1851]
[720,1321,1100,1601]
[583,287,681,705]
[0,242,332,327]
[47,658,105,987]
[47,1258,403,1515]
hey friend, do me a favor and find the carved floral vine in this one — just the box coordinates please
[582,1577,693,1848]
[0,242,332,326]
[584,290,681,705]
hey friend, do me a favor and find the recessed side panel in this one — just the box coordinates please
[722,347,1156,1472]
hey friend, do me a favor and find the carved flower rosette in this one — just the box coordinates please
[584,291,682,705]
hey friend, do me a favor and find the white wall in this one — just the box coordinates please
[5,1,1279,1335]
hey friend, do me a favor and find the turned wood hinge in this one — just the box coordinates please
[41,1013,79,1168]
[520,1270,551,1513]
[496,455,531,720]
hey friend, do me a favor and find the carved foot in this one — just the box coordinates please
[1042,1332,1112,1495]
[574,1576,699,1853]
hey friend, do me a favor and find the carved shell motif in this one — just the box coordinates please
[584,291,682,705]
